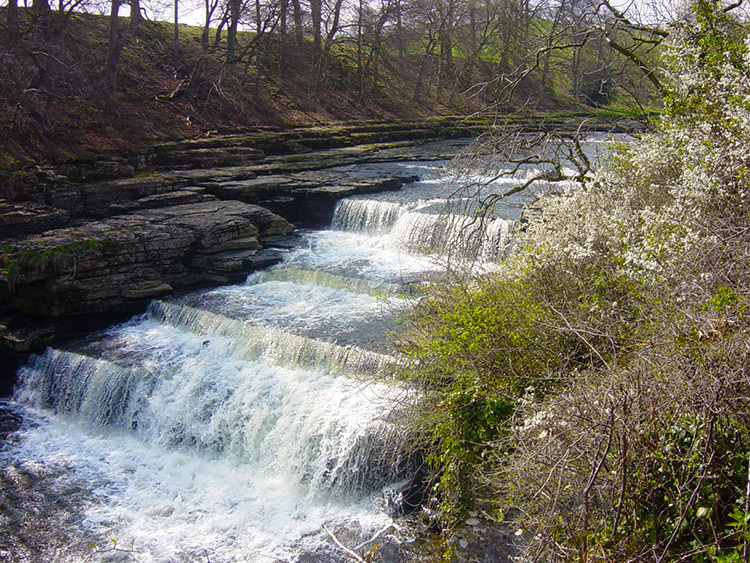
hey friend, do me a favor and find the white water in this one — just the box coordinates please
[1,144,587,562]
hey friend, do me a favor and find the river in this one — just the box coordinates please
[0,137,609,562]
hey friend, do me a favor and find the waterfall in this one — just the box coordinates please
[148,301,396,376]
[15,338,407,498]
[390,211,512,260]
[330,194,514,263]
[2,150,560,562]
[332,199,406,234]
[250,266,418,295]
[15,349,154,428]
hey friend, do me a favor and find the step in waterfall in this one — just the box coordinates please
[1,146,584,562]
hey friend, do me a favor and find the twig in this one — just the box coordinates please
[323,524,366,562]
[354,524,393,552]
[83,539,139,562]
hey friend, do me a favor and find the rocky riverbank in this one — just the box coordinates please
[0,117,643,391]
[0,121,487,389]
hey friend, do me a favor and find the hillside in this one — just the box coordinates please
[0,6,652,165]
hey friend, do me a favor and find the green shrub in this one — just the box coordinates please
[394,2,750,560]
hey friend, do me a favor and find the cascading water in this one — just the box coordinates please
[0,139,602,562]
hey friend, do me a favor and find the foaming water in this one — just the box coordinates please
[173,277,408,345]
[148,301,396,374]
[10,321,406,562]
[285,229,444,282]
[5,410,394,563]
[17,343,400,486]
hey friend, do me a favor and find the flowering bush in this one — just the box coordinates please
[494,2,750,560]
[397,1,750,560]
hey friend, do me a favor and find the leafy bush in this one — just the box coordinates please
[395,1,750,559]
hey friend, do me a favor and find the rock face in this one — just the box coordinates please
[0,123,478,375]
[0,200,70,238]
[1,200,293,317]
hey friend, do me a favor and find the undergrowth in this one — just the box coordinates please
[395,1,750,560]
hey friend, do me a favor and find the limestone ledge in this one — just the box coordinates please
[0,134,474,362]
[0,200,293,318]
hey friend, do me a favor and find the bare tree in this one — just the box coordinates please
[173,0,178,42]
[201,0,221,49]
[105,0,126,93]
[130,0,144,27]
[310,0,322,61]
[32,0,51,13]
[290,0,303,47]
[7,0,19,36]
[226,0,241,61]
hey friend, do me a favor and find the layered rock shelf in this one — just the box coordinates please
[0,116,642,383]
[1,200,293,318]
[0,122,484,369]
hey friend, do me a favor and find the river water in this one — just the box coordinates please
[0,137,609,562]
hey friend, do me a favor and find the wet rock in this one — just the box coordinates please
[452,516,520,563]
[0,312,128,356]
[295,521,414,563]
[0,200,70,238]
[0,406,22,439]
[0,453,101,563]
[0,201,294,317]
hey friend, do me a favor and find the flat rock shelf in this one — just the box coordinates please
[0,135,476,363]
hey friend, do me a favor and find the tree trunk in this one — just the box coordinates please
[320,0,344,67]
[290,0,303,47]
[279,0,287,35]
[202,0,218,50]
[537,0,566,105]
[213,5,229,47]
[310,0,322,63]
[173,0,179,43]
[32,0,50,13]
[571,40,582,99]
[130,0,143,28]
[8,0,19,37]
[202,18,210,49]
[356,0,363,92]
[395,0,403,59]
[227,0,239,62]
[105,0,126,95]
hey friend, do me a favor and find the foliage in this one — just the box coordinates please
[396,277,579,521]
[396,1,750,560]
[1,238,101,286]
[0,154,36,187]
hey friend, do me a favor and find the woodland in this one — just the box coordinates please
[1,0,656,162]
